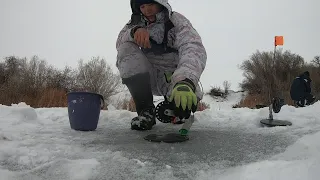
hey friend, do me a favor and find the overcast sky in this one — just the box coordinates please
[0,0,319,91]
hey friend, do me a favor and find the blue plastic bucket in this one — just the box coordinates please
[67,92,104,131]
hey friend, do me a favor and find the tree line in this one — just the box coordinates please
[0,55,123,108]
[1,49,319,109]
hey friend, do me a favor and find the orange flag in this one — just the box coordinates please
[275,36,284,46]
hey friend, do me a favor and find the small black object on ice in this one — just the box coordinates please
[260,97,292,127]
[144,133,189,143]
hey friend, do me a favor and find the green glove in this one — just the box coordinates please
[169,82,197,111]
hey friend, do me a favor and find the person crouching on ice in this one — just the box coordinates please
[116,0,207,130]
[290,71,316,107]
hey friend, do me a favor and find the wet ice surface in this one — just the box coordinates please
[1,93,320,180]
[1,124,295,180]
[84,127,296,179]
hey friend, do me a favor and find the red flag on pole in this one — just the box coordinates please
[274,36,284,46]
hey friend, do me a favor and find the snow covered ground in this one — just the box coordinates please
[1,91,320,180]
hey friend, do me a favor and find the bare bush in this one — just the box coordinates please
[46,65,77,91]
[208,81,232,98]
[312,56,320,67]
[0,56,31,104]
[122,97,136,112]
[75,57,123,102]
[197,101,210,111]
[208,86,224,97]
[0,63,5,84]
[223,80,231,94]
[21,56,49,95]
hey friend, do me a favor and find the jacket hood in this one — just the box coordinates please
[298,71,312,82]
[130,0,173,24]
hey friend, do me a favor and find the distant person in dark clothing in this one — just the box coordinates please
[290,71,316,107]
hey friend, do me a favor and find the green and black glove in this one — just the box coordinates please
[168,79,198,119]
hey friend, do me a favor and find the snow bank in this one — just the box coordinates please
[0,102,38,123]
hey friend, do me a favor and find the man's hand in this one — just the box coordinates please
[133,28,151,49]
[168,81,198,119]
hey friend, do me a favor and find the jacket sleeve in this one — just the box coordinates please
[116,22,140,50]
[170,12,207,89]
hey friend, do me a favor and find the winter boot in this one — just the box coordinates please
[306,95,316,106]
[294,100,305,107]
[122,72,156,130]
[131,107,156,130]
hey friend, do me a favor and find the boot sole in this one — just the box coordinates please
[131,120,156,131]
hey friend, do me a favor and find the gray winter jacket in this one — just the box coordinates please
[116,0,207,97]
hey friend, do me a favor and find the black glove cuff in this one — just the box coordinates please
[176,78,196,92]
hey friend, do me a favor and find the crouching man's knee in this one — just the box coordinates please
[116,42,150,79]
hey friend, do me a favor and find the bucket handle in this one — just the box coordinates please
[99,94,105,110]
